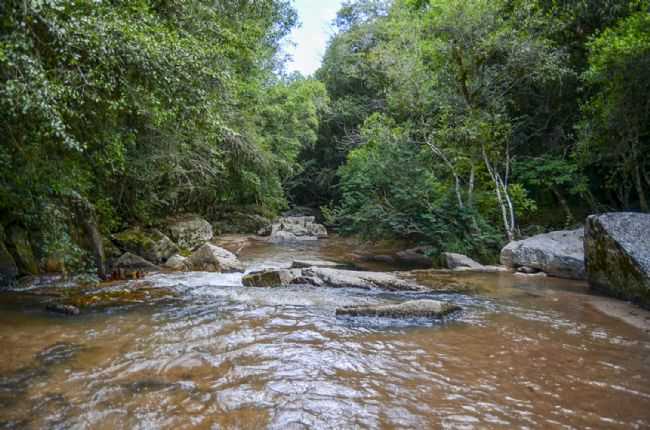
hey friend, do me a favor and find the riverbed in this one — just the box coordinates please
[1,236,649,429]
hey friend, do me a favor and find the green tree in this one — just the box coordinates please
[578,10,650,212]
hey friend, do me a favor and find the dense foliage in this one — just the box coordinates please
[292,0,649,260]
[0,0,323,256]
[1,0,649,268]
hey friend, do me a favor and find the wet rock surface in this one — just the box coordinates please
[585,212,650,308]
[336,299,461,319]
[500,228,585,279]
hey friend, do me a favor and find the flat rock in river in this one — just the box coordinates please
[336,299,461,319]
[242,267,424,291]
[301,267,424,291]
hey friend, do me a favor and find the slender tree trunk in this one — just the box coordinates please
[467,165,475,208]
[634,159,649,212]
[426,140,464,209]
[482,146,515,241]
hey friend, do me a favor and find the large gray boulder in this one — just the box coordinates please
[267,216,328,242]
[500,229,585,279]
[585,212,650,309]
[336,299,461,319]
[112,228,178,264]
[188,244,243,272]
[165,214,213,250]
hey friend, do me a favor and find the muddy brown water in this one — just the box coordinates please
[1,236,649,429]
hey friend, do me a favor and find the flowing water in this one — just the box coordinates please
[1,237,649,429]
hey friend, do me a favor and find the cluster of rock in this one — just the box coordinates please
[258,216,328,242]
[497,212,650,309]
[110,214,243,278]
[242,261,462,319]
[0,213,246,286]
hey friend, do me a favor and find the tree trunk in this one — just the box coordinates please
[635,160,649,212]
[467,165,475,208]
[482,146,514,241]
[426,140,464,209]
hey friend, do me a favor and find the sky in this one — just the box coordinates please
[285,0,345,76]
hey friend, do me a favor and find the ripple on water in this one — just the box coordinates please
[1,242,650,428]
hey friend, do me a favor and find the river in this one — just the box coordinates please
[1,236,649,429]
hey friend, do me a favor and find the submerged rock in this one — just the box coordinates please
[585,212,650,309]
[443,252,483,270]
[165,214,213,250]
[336,299,461,319]
[188,244,243,272]
[113,252,160,278]
[267,216,328,242]
[63,284,177,309]
[500,228,585,280]
[45,303,80,316]
[113,228,178,264]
